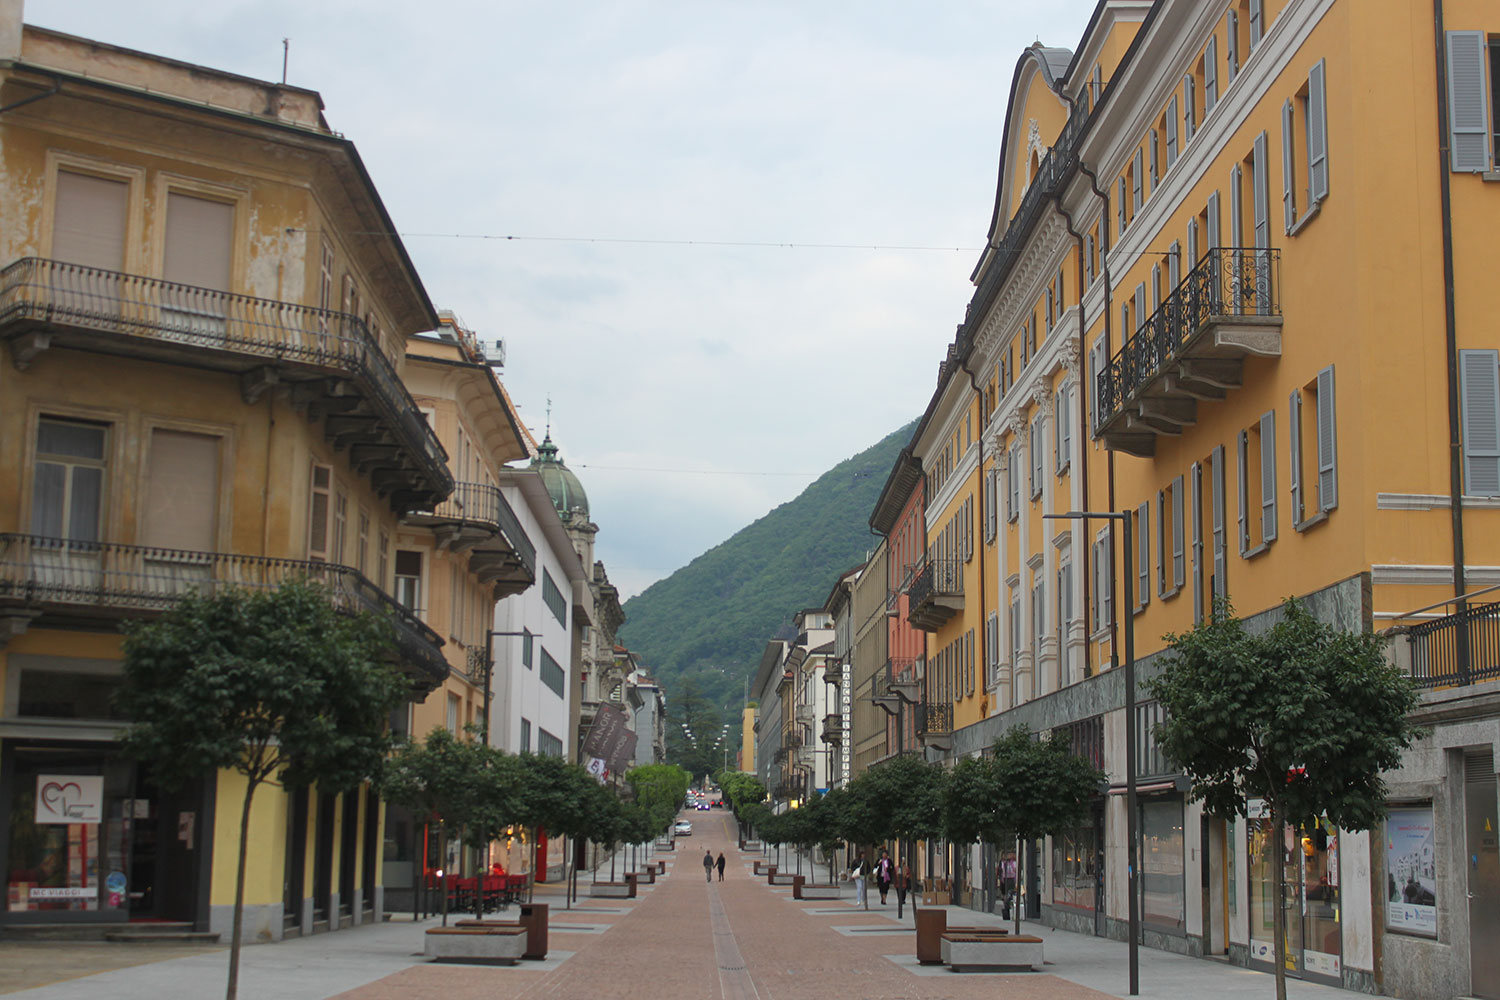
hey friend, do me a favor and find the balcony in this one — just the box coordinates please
[915,700,953,751]
[0,258,452,510]
[907,558,963,632]
[1398,601,1500,690]
[0,533,448,690]
[885,657,922,704]
[820,713,843,746]
[404,481,535,596]
[1096,248,1283,457]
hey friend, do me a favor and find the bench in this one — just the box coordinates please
[424,925,528,965]
[940,933,1043,972]
[654,860,667,875]
[791,876,843,900]
[913,908,1008,964]
[753,861,777,876]
[743,840,762,851]
[633,867,656,884]
[768,872,798,886]
[453,903,548,960]
[588,880,636,899]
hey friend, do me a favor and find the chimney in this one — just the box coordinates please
[0,0,21,64]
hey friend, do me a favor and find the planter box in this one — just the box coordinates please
[743,841,762,851]
[425,925,527,965]
[588,881,635,899]
[914,908,1009,964]
[654,860,666,875]
[753,861,777,876]
[453,903,548,960]
[633,868,656,884]
[941,933,1043,972]
[768,872,798,886]
[792,876,844,901]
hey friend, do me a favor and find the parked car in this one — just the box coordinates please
[674,820,693,836]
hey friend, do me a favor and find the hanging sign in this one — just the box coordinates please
[35,775,103,824]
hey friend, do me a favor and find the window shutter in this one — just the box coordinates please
[1282,98,1297,233]
[1205,37,1219,113]
[1133,149,1144,211]
[1134,283,1146,333]
[1085,232,1095,283]
[1058,269,1065,311]
[1008,443,1020,519]
[1249,0,1264,50]
[164,192,233,292]
[1253,131,1270,249]
[1118,176,1128,233]
[1033,580,1045,657]
[1316,365,1338,511]
[1261,410,1278,542]
[1183,76,1196,143]
[1167,97,1180,166]
[1237,429,1250,554]
[1031,419,1043,494]
[1445,32,1492,172]
[1137,502,1150,607]
[1090,340,1107,433]
[143,429,219,550]
[1047,286,1055,330]
[1230,164,1244,247]
[1172,475,1186,589]
[1057,385,1071,473]
[1227,11,1240,81]
[1168,241,1181,289]
[1187,218,1200,269]
[1308,59,1329,201]
[1150,128,1160,185]
[1207,191,1221,251]
[1151,264,1161,313]
[1289,388,1304,522]
[1212,446,1227,600]
[1190,462,1204,623]
[1461,350,1500,495]
[1100,534,1112,623]
[53,171,128,270]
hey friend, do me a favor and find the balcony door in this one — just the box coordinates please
[161,192,232,341]
[51,170,128,325]
[28,418,107,596]
[139,429,219,597]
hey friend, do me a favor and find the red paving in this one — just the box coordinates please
[335,810,1116,1000]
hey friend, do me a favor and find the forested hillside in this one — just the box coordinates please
[618,420,915,716]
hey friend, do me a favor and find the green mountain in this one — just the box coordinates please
[618,419,916,716]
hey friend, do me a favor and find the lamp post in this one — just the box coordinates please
[1044,509,1139,997]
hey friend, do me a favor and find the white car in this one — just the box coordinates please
[673,820,693,836]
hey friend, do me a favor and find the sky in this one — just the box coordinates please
[32,0,1100,600]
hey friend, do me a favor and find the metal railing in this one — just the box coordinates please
[915,700,953,736]
[0,257,451,498]
[908,558,963,607]
[1406,601,1500,689]
[420,481,536,576]
[1097,248,1281,423]
[884,657,922,702]
[0,533,447,683]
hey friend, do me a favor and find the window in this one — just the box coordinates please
[1029,418,1043,499]
[1284,61,1330,233]
[1009,589,1021,668]
[1118,175,1128,235]
[1089,337,1108,434]
[332,489,348,565]
[52,170,127,270]
[394,550,422,613]
[307,464,332,560]
[1237,411,1279,556]
[1445,32,1496,171]
[542,568,568,626]
[986,611,999,689]
[984,469,998,543]
[162,192,233,336]
[377,529,389,589]
[522,628,535,668]
[1252,131,1271,249]
[1056,383,1072,474]
[537,729,564,758]
[1134,503,1150,613]
[1290,366,1339,525]
[1204,36,1219,114]
[519,717,531,753]
[1183,74,1197,144]
[141,429,218,552]
[1461,350,1500,495]
[1207,191,1222,252]
[1170,474,1186,594]
[1057,561,1073,671]
[1091,529,1112,635]
[31,418,107,542]
[1031,574,1046,666]
[1193,447,1228,620]
[540,647,565,698]
[1168,241,1181,290]
[1166,97,1180,168]
[1150,128,1160,186]
[446,693,460,734]
[1132,148,1144,214]
[355,510,369,574]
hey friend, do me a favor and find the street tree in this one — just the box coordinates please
[843,754,947,912]
[626,763,692,824]
[982,724,1105,933]
[516,752,605,903]
[118,581,406,1000]
[1148,598,1421,1000]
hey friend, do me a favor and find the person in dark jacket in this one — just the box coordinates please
[703,849,715,882]
[716,851,727,881]
[874,848,894,904]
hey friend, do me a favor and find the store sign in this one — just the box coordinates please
[1386,806,1437,936]
[34,775,103,824]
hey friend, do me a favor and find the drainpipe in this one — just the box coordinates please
[1432,0,1469,619]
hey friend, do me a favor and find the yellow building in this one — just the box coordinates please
[877,1,1500,995]
[0,9,458,942]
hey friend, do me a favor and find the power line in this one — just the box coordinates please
[575,463,817,477]
[285,227,981,253]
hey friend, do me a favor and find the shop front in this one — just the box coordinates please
[1246,799,1342,985]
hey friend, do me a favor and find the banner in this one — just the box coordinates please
[1385,806,1437,936]
[35,775,103,824]
[582,704,638,773]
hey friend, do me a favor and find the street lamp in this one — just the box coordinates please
[1044,509,1139,997]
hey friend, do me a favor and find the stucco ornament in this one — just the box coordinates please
[1026,118,1048,177]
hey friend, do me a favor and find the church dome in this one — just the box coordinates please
[531,433,589,520]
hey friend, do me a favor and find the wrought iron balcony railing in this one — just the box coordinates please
[408,480,536,583]
[915,700,953,737]
[1405,601,1500,689]
[0,257,453,508]
[1095,248,1282,456]
[907,558,964,632]
[0,533,448,687]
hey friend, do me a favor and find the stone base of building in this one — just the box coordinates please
[209,901,284,944]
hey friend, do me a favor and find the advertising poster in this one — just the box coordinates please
[34,775,103,824]
[1386,806,1437,936]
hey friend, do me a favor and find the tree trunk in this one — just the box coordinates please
[1271,803,1289,1000]
[224,776,259,1000]
[440,824,449,927]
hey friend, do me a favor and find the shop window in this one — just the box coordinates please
[17,665,125,720]
[1384,805,1436,936]
[1139,796,1186,932]
[1051,822,1099,911]
[1249,804,1344,977]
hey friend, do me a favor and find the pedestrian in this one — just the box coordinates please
[703,849,715,883]
[851,851,868,906]
[874,848,894,905]
[895,860,911,912]
[716,851,726,881]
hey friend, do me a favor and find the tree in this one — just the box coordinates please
[1148,598,1421,1000]
[983,724,1105,933]
[843,754,947,912]
[716,769,767,839]
[517,753,610,905]
[626,763,692,830]
[664,677,723,779]
[118,581,406,1000]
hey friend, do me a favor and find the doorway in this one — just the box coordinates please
[1466,750,1499,1000]
[1248,810,1341,982]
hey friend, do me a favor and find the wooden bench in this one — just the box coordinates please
[588,881,635,899]
[791,876,844,900]
[424,925,528,965]
[767,872,798,886]
[633,867,656,884]
[913,908,1008,964]
[453,904,548,960]
[940,933,1043,972]
[753,861,777,876]
[654,860,667,875]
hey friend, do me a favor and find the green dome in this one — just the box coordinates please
[531,433,589,520]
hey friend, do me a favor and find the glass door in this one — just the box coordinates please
[1247,806,1342,982]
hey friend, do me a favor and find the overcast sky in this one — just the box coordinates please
[34,0,1098,600]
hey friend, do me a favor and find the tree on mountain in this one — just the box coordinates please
[664,677,723,779]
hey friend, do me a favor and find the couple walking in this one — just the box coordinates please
[851,848,897,906]
[703,850,726,882]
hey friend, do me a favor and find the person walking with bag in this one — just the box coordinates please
[716,851,726,881]
[874,848,894,905]
[851,851,868,907]
[703,849,715,883]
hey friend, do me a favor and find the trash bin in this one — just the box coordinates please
[518,902,548,960]
[914,907,947,965]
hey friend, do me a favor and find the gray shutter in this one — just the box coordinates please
[1056,385,1070,473]
[1253,131,1270,249]
[1150,128,1160,185]
[1261,410,1278,542]
[1231,164,1244,247]
[1289,388,1304,523]
[1212,446,1227,600]
[1308,59,1329,201]
[1249,0,1263,50]
[1151,263,1161,313]
[1317,365,1338,511]
[1167,96,1180,166]
[1085,232,1095,283]
[1282,99,1297,233]
[1187,218,1200,269]
[1137,502,1150,606]
[1155,491,1166,595]
[1446,31,1492,172]
[1172,474,1186,588]
[1090,339,1107,433]
[1184,74,1196,142]
[1205,36,1219,113]
[1090,539,1101,633]
[1207,191,1221,251]
[1237,429,1250,554]
[1119,176,1128,233]
[1133,149,1144,212]
[1102,533,1112,621]
[1135,283,1146,332]
[1168,241,1181,288]
[1030,419,1040,495]
[53,171,129,270]
[1461,350,1500,495]
[1190,462,1203,622]
[1227,11,1240,80]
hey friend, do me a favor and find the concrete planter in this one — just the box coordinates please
[424,925,527,965]
[940,933,1043,972]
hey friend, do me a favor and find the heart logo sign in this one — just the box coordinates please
[35,774,103,824]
